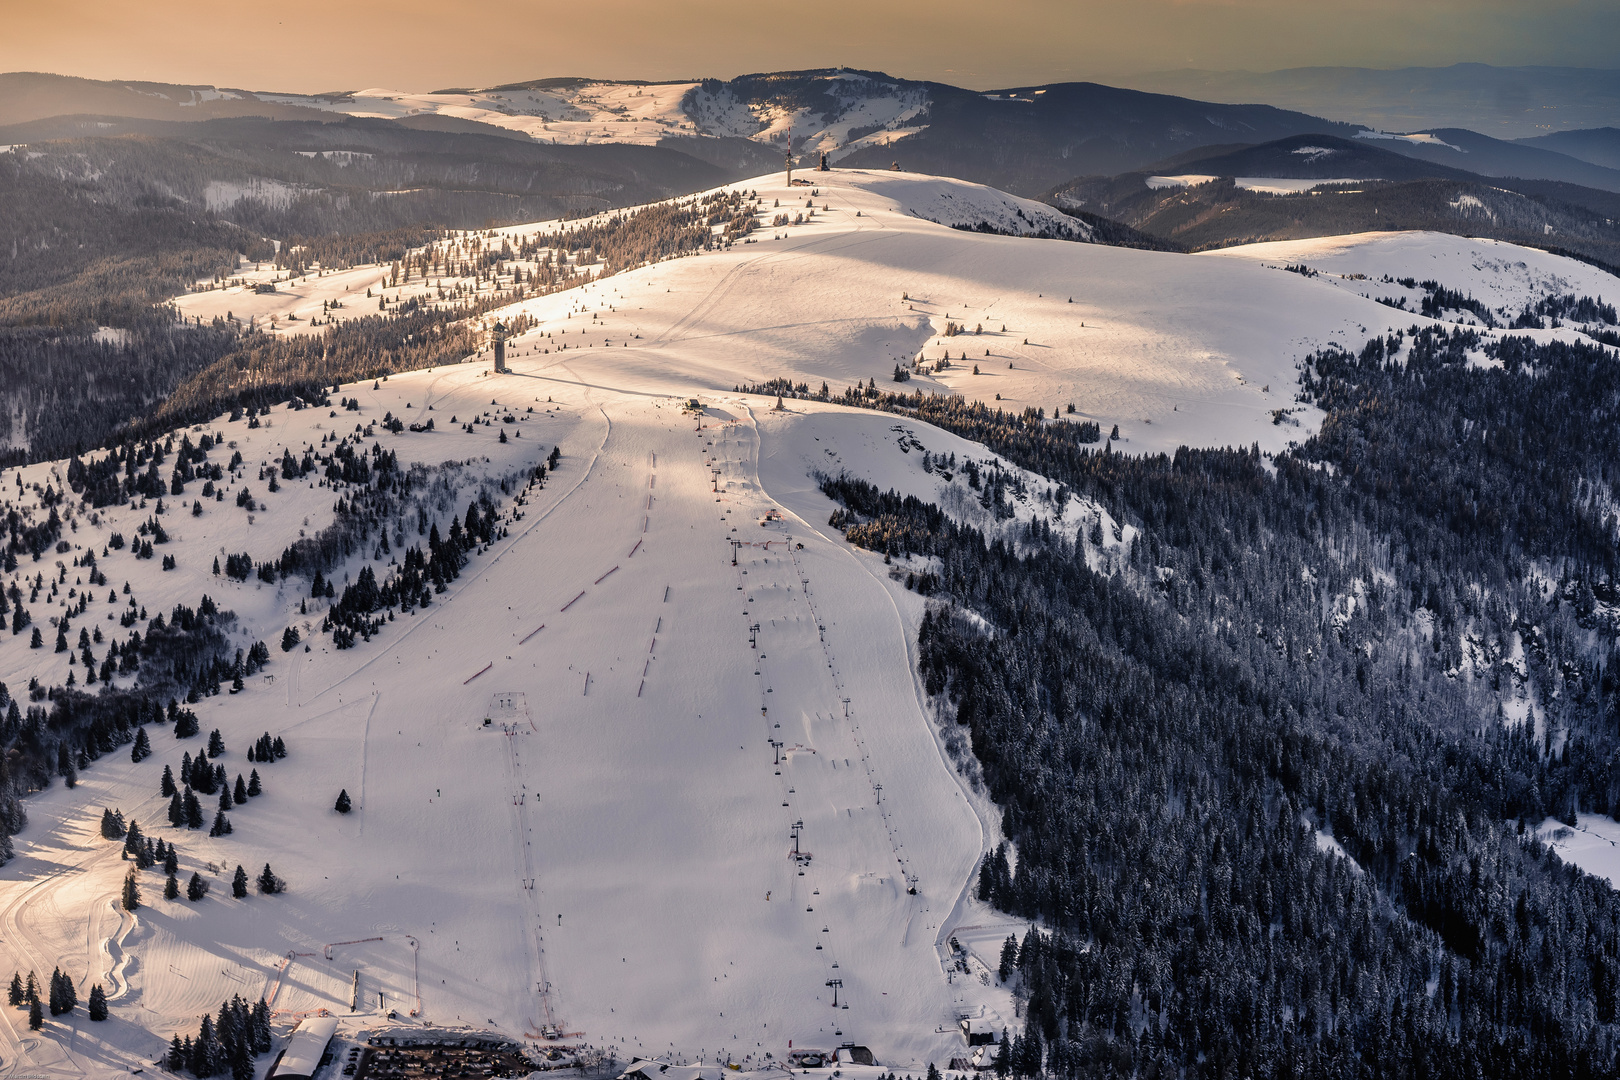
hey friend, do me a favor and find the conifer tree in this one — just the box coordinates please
[219,785,233,812]
[121,869,140,911]
[250,997,272,1053]
[122,819,145,860]
[99,807,125,840]
[334,789,351,814]
[247,770,261,797]
[164,872,179,900]
[993,1032,1010,1078]
[234,775,248,803]
[257,864,280,894]
[87,983,107,1021]
[164,845,179,876]
[232,865,248,898]
[161,763,177,797]
[207,729,225,757]
[209,810,232,837]
[187,872,207,902]
[184,787,204,829]
[168,790,184,827]
[7,971,21,1007]
[28,996,41,1030]
[191,1014,217,1076]
[167,1035,186,1070]
[24,970,37,1005]
[998,935,1018,983]
[131,727,152,762]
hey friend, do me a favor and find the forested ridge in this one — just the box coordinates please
[0,128,757,466]
[818,327,1620,1077]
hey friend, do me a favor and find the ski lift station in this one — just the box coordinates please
[272,1016,340,1080]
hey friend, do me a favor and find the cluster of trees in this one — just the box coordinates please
[324,496,502,646]
[522,186,753,275]
[738,377,1103,447]
[1512,291,1619,330]
[163,994,272,1079]
[819,325,1620,1076]
[6,967,108,1028]
[67,431,225,509]
[0,590,252,859]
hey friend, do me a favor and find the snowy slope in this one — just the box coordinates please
[13,167,1620,1078]
[1208,231,1620,330]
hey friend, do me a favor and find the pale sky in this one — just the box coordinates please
[4,0,1618,92]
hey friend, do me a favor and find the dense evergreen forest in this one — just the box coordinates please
[814,326,1620,1077]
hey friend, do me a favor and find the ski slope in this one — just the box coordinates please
[10,167,1620,1077]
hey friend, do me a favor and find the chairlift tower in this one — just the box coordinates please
[826,978,843,1008]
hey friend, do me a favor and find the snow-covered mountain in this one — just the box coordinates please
[0,70,1358,197]
[2,164,1616,1079]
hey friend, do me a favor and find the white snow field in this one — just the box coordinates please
[8,167,1618,1076]
[1539,815,1620,891]
[1208,231,1620,330]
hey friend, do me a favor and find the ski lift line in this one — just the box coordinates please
[264,952,294,1007]
[637,680,645,698]
[594,566,619,585]
[519,624,547,644]
[405,935,422,1017]
[627,539,643,558]
[464,662,493,684]
[560,590,587,612]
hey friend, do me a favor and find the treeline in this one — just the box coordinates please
[146,310,477,436]
[273,225,448,274]
[814,325,1620,1076]
[737,378,1102,446]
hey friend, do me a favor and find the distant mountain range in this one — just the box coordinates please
[8,68,1620,200]
[1119,64,1620,140]
[5,67,1620,286]
[1045,133,1620,268]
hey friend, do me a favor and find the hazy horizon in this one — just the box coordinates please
[6,0,1619,96]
